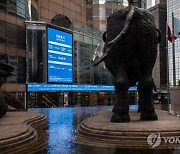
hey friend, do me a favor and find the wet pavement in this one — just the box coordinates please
[28,106,180,154]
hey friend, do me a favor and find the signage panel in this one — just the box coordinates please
[27,84,137,92]
[47,27,73,83]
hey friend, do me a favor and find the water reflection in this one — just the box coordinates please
[28,106,180,154]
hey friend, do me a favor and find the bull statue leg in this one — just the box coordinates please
[138,73,158,120]
[105,55,131,123]
[111,68,130,122]
[137,37,158,121]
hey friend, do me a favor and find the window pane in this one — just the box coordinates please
[17,56,26,83]
[0,20,5,38]
[6,23,17,40]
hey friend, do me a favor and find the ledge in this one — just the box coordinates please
[0,111,47,153]
[77,110,180,149]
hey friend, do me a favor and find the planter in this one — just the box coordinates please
[170,87,180,114]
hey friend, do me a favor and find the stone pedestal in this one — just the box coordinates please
[77,110,180,149]
[0,111,47,153]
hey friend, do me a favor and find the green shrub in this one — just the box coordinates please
[178,79,180,86]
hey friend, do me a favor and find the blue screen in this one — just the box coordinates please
[27,84,137,92]
[47,27,73,83]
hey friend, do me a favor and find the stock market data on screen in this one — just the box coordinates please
[47,27,73,83]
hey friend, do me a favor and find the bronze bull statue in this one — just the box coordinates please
[95,5,161,122]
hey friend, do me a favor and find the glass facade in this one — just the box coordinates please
[0,0,39,85]
[167,0,180,86]
[86,0,146,31]
[26,24,46,83]
[0,0,38,20]
[72,22,113,85]
[0,0,40,104]
[87,0,129,5]
[0,20,25,49]
[26,22,117,107]
[146,0,153,9]
[0,0,138,107]
[0,20,26,84]
[0,54,26,83]
[26,22,113,85]
[87,0,146,7]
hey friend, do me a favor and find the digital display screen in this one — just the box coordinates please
[27,84,137,92]
[47,27,73,83]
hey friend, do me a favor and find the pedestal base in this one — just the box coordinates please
[0,111,47,153]
[77,110,180,149]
